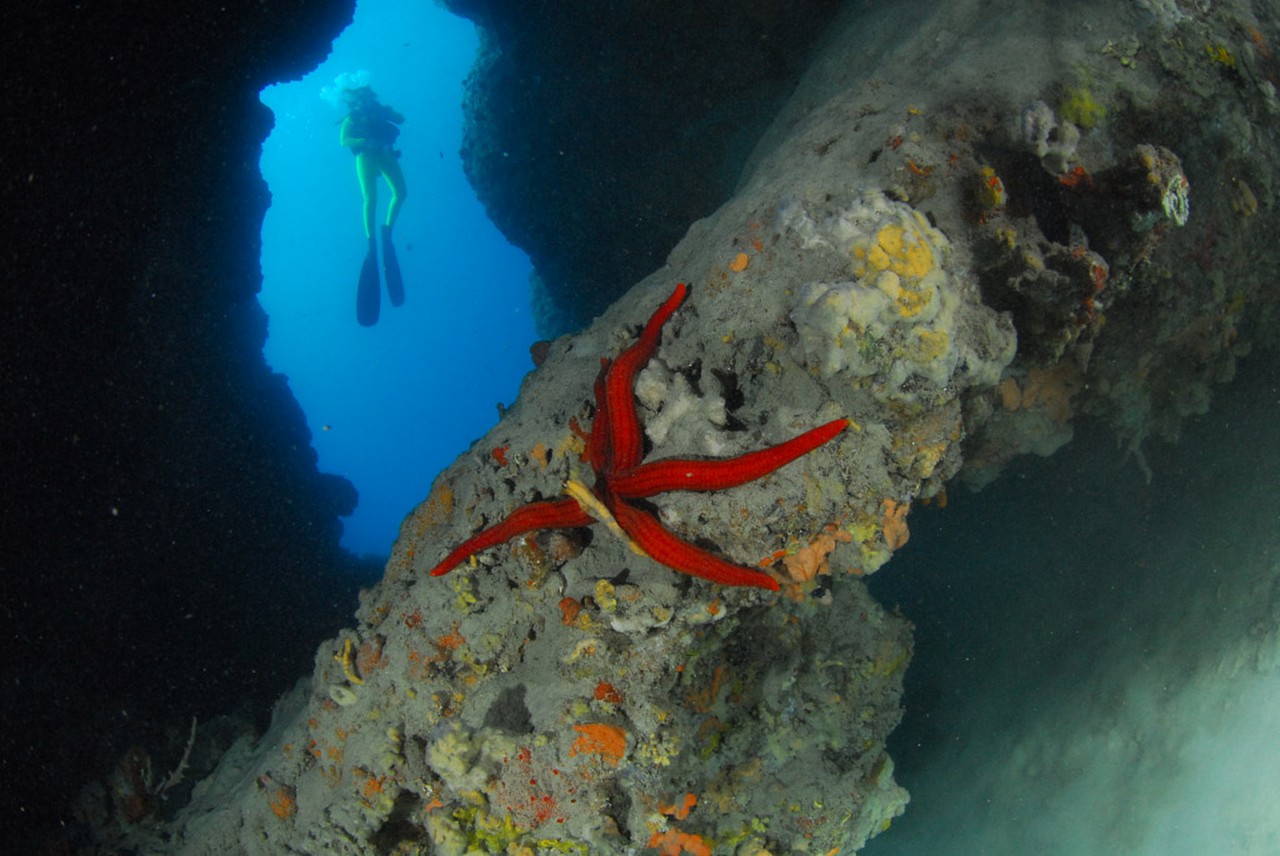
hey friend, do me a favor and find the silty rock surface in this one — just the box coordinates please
[158,160,1000,856]
[152,0,1280,852]
[156,171,976,856]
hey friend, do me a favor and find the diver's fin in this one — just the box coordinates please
[382,225,404,307]
[357,237,380,326]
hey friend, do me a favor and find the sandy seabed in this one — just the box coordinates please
[866,355,1280,856]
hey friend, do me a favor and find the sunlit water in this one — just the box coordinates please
[258,0,536,557]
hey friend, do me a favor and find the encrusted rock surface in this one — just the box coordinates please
[123,0,1280,853]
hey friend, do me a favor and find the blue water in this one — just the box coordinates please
[258,0,536,558]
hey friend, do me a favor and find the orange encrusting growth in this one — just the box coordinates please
[593,681,624,704]
[647,828,712,856]
[881,499,910,551]
[568,723,627,766]
[267,786,297,820]
[558,596,582,625]
[658,792,698,820]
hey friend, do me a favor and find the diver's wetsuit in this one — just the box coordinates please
[341,98,407,326]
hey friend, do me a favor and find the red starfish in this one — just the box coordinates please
[429,283,850,591]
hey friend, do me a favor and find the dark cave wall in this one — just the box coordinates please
[0,1,371,846]
[0,2,845,843]
[444,0,844,334]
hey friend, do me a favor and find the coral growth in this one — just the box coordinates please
[789,192,1016,408]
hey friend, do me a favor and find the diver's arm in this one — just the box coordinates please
[339,117,366,149]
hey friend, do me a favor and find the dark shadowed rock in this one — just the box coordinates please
[444,0,844,333]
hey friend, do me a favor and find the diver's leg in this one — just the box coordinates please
[355,154,381,324]
[356,154,380,239]
[382,157,408,232]
[378,155,407,306]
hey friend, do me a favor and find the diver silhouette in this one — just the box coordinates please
[339,85,407,326]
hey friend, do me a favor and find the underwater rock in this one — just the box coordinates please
[137,0,1280,852]
[4,0,374,846]
[788,192,1016,404]
[1018,99,1083,175]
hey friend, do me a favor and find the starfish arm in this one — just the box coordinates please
[611,498,780,591]
[428,498,594,577]
[603,283,689,471]
[609,418,851,498]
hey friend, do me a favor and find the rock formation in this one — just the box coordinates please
[2,1,376,848]
[11,0,1280,852]
[446,0,844,333]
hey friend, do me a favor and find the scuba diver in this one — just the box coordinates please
[337,82,408,326]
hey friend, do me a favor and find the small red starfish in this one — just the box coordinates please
[429,283,849,591]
